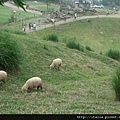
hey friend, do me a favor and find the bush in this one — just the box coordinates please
[43,34,59,42]
[112,65,120,101]
[107,49,120,61]
[0,31,22,72]
[66,39,84,52]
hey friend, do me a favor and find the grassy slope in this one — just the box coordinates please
[30,17,120,54]
[0,5,39,24]
[0,18,120,114]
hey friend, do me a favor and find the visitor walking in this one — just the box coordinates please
[74,13,77,20]
[23,25,26,32]
[33,23,36,30]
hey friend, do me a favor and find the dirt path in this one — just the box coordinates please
[26,14,120,33]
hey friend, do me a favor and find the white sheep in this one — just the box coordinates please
[50,58,62,69]
[0,70,7,83]
[21,77,42,92]
[51,19,55,24]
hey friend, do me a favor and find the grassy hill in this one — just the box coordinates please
[0,5,37,24]
[0,17,120,114]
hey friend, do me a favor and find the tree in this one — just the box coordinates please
[0,0,26,11]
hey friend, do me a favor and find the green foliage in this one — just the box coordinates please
[106,49,120,61]
[66,39,84,52]
[43,34,59,42]
[112,65,120,101]
[0,31,22,72]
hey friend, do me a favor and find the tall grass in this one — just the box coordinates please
[86,46,94,52]
[112,65,120,101]
[0,31,22,72]
[43,34,59,42]
[66,39,84,52]
[106,49,120,61]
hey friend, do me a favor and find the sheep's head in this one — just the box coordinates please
[21,84,27,92]
[50,64,54,69]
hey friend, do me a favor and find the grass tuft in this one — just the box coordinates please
[86,46,94,52]
[0,31,22,72]
[66,39,84,52]
[112,65,120,101]
[106,49,120,61]
[43,34,59,42]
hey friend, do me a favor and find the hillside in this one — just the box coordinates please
[0,16,120,113]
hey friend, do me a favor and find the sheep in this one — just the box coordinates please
[50,19,55,24]
[21,77,42,92]
[50,58,62,69]
[0,70,7,83]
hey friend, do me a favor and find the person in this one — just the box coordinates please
[74,13,77,19]
[96,11,99,18]
[29,22,32,30]
[64,15,66,21]
[33,23,36,30]
[106,10,109,16]
[23,25,26,32]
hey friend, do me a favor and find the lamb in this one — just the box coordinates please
[50,58,62,69]
[21,77,42,92]
[0,70,7,83]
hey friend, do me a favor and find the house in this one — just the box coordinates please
[71,0,93,9]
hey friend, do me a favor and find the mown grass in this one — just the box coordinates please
[0,17,120,114]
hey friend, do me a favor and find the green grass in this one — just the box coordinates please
[32,18,120,55]
[0,16,120,114]
[0,30,22,72]
[43,34,59,42]
[112,65,120,101]
[107,49,120,61]
[0,5,42,24]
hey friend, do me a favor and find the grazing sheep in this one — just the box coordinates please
[51,19,55,24]
[21,77,42,92]
[50,58,62,69]
[0,70,7,83]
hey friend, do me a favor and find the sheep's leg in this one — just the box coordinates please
[2,78,6,83]
[37,83,42,90]
[37,86,40,90]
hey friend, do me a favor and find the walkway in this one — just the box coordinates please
[25,14,120,33]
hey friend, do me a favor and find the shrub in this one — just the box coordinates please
[66,39,84,52]
[112,65,120,101]
[43,34,59,42]
[107,49,120,61]
[0,31,22,72]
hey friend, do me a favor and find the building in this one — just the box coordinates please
[71,0,93,9]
